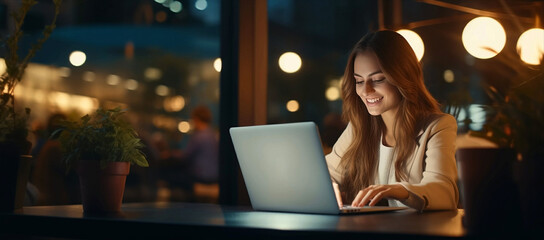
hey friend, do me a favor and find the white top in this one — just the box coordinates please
[377,142,416,208]
[377,142,394,185]
[326,114,459,211]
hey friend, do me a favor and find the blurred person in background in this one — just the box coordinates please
[159,105,219,202]
[32,113,80,205]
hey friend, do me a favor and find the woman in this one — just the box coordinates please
[326,30,458,211]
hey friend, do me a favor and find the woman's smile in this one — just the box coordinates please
[366,96,384,104]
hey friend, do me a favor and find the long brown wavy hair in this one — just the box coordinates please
[340,30,442,201]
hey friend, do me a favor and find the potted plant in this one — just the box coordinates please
[53,107,149,213]
[462,48,544,235]
[473,67,544,234]
[0,0,61,211]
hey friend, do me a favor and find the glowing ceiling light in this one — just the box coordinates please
[517,28,544,65]
[396,29,425,61]
[462,17,506,59]
[279,52,302,73]
[69,51,86,66]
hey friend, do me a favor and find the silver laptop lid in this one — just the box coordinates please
[230,122,340,214]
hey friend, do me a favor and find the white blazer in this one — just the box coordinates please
[325,114,459,211]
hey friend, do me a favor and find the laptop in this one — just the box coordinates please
[230,122,407,215]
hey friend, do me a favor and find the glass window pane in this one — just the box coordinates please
[2,0,221,205]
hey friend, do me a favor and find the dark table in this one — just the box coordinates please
[1,202,466,239]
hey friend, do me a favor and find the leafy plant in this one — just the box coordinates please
[470,47,544,160]
[0,0,62,154]
[473,69,544,159]
[53,108,149,170]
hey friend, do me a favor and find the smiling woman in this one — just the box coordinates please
[326,30,458,211]
[353,53,401,120]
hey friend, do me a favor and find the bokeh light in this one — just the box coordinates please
[279,52,302,73]
[286,100,299,112]
[155,85,170,96]
[443,69,455,83]
[178,121,191,133]
[58,67,71,78]
[170,1,182,13]
[106,74,121,85]
[83,71,95,82]
[462,17,506,59]
[125,79,139,90]
[213,58,222,72]
[69,51,86,66]
[163,95,185,112]
[144,67,162,81]
[195,0,207,10]
[325,87,340,101]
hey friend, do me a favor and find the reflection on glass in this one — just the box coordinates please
[11,0,221,205]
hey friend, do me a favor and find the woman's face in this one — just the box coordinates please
[354,52,401,117]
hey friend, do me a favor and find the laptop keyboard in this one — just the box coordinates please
[341,205,363,210]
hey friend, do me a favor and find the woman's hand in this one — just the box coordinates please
[332,182,343,208]
[351,184,409,207]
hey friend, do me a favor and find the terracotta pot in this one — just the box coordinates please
[456,148,522,236]
[0,143,33,212]
[76,161,130,213]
